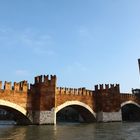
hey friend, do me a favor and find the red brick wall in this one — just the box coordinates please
[56,88,96,111]
[29,75,56,111]
[0,88,28,110]
[120,93,140,105]
[1,76,140,117]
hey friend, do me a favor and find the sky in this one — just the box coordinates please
[0,0,140,92]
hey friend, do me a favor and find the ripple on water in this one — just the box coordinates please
[0,122,140,140]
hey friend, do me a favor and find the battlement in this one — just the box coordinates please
[120,93,136,99]
[94,84,120,93]
[56,87,93,96]
[0,80,28,92]
[34,75,56,85]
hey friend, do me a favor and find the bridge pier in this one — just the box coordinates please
[96,110,122,122]
[30,109,56,124]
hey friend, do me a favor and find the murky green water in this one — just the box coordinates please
[0,122,140,140]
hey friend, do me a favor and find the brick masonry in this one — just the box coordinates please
[0,75,140,124]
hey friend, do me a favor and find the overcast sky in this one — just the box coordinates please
[0,0,140,92]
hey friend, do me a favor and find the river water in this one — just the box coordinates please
[0,122,140,140]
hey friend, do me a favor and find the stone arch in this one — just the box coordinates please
[121,101,140,108]
[55,101,96,118]
[121,100,140,121]
[0,99,31,124]
[0,99,27,116]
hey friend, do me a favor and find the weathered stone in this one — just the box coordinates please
[96,110,122,122]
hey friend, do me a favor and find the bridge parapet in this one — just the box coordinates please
[0,81,28,92]
[120,93,138,104]
[4,81,12,90]
[94,84,120,93]
[120,93,135,98]
[56,87,93,96]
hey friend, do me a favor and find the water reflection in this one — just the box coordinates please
[0,125,26,140]
[0,122,140,140]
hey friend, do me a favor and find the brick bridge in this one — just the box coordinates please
[0,75,140,124]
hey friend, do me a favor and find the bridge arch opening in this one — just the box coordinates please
[56,101,96,123]
[121,101,140,121]
[0,100,31,125]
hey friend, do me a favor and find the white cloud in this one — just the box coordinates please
[66,62,88,73]
[46,50,55,56]
[78,26,90,36]
[40,34,52,40]
[33,47,55,56]
[15,70,29,76]
[20,30,51,47]
[0,27,56,56]
[19,29,56,56]
[0,27,13,34]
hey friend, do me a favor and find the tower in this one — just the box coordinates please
[95,84,122,122]
[29,75,56,124]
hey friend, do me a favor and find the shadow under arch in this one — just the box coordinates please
[0,100,31,124]
[56,101,96,123]
[121,101,140,121]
